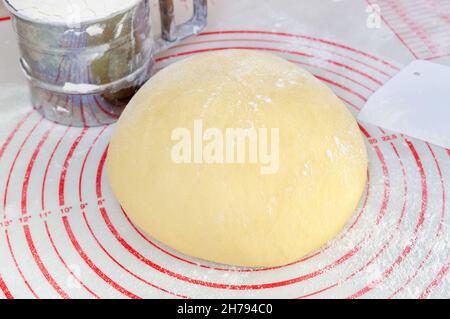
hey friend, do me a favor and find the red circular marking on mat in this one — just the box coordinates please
[0,110,34,298]
[57,128,141,299]
[198,30,401,71]
[0,275,13,299]
[3,117,43,215]
[158,46,379,100]
[297,141,408,299]
[77,127,186,298]
[4,229,38,298]
[157,45,311,62]
[40,126,99,298]
[315,74,367,102]
[41,127,71,210]
[374,146,391,224]
[173,37,393,78]
[166,36,397,92]
[157,46,381,88]
[58,128,88,207]
[419,258,450,299]
[348,128,436,302]
[0,111,33,160]
[348,139,429,298]
[22,30,103,298]
[389,143,446,298]
[157,47,376,104]
[43,222,100,298]
[2,116,44,298]
[0,17,10,22]
[297,284,340,299]
[78,127,108,201]
[172,38,287,50]
[158,36,400,112]
[41,29,141,298]
[290,59,375,93]
[21,125,56,215]
[23,224,69,298]
[340,128,424,300]
[61,215,141,299]
[20,124,71,298]
[81,211,188,298]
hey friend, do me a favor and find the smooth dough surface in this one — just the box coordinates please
[107,50,368,267]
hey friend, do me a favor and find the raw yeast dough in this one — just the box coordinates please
[106,50,368,267]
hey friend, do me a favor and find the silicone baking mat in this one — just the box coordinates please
[367,0,450,60]
[0,0,449,299]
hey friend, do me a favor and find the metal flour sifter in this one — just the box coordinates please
[3,0,207,126]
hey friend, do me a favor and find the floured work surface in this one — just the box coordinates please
[0,0,449,298]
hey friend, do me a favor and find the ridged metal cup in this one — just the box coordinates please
[4,0,207,126]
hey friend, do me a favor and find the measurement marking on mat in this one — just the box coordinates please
[369,134,400,145]
[60,206,73,215]
[39,210,52,219]
[0,219,13,229]
[18,215,32,225]
[0,198,111,229]
[97,198,106,207]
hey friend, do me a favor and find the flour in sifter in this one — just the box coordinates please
[4,0,140,24]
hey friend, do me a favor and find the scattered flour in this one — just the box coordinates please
[326,149,333,160]
[248,101,259,110]
[255,94,272,103]
[275,79,285,88]
[86,24,105,36]
[302,162,311,176]
[63,82,99,93]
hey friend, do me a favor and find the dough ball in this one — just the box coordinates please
[107,50,368,267]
